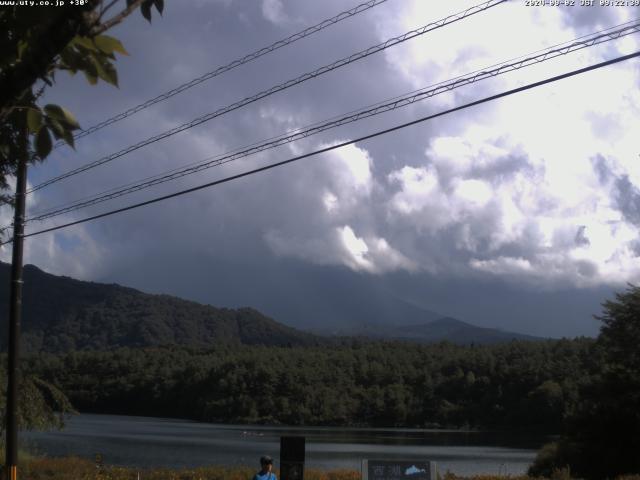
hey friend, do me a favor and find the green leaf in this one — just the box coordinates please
[72,36,98,51]
[94,35,129,56]
[35,128,52,159]
[27,108,43,134]
[61,129,75,150]
[90,56,119,87]
[83,70,98,85]
[89,55,107,81]
[44,104,80,130]
[104,68,119,87]
[59,47,77,72]
[80,57,99,84]
[45,117,76,149]
[45,117,65,140]
[141,0,152,22]
[153,0,164,15]
[17,40,28,59]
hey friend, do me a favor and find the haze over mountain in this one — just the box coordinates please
[1,262,546,352]
[314,317,544,344]
[95,244,611,340]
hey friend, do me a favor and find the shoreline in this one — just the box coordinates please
[16,456,523,480]
[22,412,541,475]
[42,411,557,437]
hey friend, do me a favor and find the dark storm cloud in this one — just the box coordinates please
[615,174,640,226]
[28,0,410,232]
[590,154,613,185]
[6,0,637,340]
[574,225,591,246]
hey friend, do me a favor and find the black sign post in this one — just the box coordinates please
[280,436,305,480]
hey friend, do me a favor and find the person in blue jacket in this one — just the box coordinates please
[254,455,277,480]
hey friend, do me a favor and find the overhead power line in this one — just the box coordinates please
[29,0,507,194]
[5,50,637,245]
[53,0,391,148]
[25,19,640,223]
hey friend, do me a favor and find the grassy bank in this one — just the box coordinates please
[21,457,361,480]
[16,457,640,480]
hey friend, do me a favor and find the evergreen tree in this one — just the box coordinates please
[530,285,640,479]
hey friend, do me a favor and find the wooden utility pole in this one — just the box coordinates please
[5,127,28,480]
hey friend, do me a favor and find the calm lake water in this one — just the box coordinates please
[22,414,546,477]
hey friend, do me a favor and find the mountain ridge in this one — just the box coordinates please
[0,262,544,351]
[0,262,320,352]
[312,316,544,344]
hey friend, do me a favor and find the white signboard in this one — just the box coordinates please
[362,459,437,480]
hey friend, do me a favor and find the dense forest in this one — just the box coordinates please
[23,338,598,431]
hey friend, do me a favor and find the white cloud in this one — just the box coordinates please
[388,166,439,215]
[262,143,417,274]
[337,225,417,274]
[453,179,492,208]
[325,143,373,196]
[339,225,372,271]
[384,121,640,287]
[262,0,288,24]
[359,0,640,288]
[264,224,416,274]
[323,190,338,213]
[470,256,533,275]
[376,1,569,91]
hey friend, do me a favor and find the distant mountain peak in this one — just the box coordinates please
[397,317,471,330]
[315,315,544,345]
[392,316,543,344]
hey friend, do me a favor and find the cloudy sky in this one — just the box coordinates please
[3,0,640,337]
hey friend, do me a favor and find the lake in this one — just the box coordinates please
[22,414,547,477]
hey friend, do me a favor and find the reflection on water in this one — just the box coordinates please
[22,414,546,477]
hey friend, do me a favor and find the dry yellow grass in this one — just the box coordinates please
[17,456,640,480]
[22,457,355,480]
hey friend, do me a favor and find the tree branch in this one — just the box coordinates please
[90,0,146,36]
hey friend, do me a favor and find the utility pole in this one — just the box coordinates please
[5,126,28,480]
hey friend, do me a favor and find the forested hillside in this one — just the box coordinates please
[25,338,598,430]
[0,262,543,351]
[0,263,320,351]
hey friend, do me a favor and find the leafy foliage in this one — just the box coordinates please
[0,361,76,445]
[596,285,640,373]
[140,0,164,22]
[0,0,162,199]
[529,285,640,479]
[58,34,129,88]
[27,104,81,158]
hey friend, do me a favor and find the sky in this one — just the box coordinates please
[3,0,640,338]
